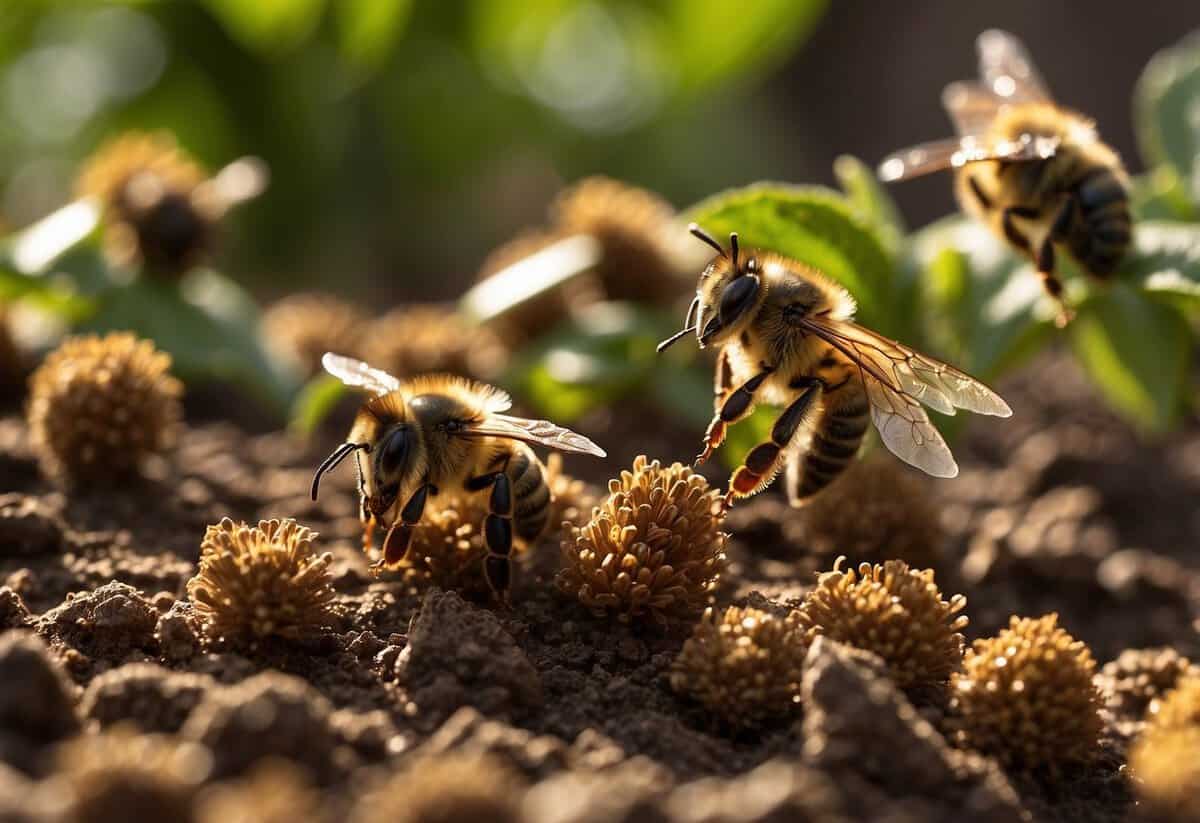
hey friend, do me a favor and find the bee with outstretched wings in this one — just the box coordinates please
[657,225,1011,507]
[877,30,1132,325]
[312,353,605,599]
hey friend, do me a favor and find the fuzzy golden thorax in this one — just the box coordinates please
[348,375,512,524]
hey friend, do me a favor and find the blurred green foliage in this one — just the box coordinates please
[0,0,826,293]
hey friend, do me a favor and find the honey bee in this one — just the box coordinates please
[310,354,606,599]
[657,226,1012,506]
[877,29,1131,325]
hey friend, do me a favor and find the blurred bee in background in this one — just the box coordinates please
[877,30,1131,325]
[311,354,606,600]
[657,226,1011,507]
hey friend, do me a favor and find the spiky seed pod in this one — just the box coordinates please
[544,453,599,533]
[557,455,727,623]
[187,518,337,645]
[950,613,1103,773]
[262,292,368,377]
[670,606,807,730]
[1096,647,1198,722]
[795,558,967,690]
[1144,676,1200,733]
[359,304,507,381]
[50,725,213,823]
[393,495,501,597]
[77,131,213,275]
[27,332,182,483]
[350,753,525,823]
[794,456,945,569]
[1129,726,1200,822]
[550,176,684,303]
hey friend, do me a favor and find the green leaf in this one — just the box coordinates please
[290,375,347,437]
[1131,168,1196,221]
[335,0,413,71]
[833,154,907,260]
[1135,29,1200,204]
[910,215,1055,381]
[201,0,324,56]
[685,183,896,333]
[719,405,776,473]
[656,0,828,95]
[81,279,298,416]
[1119,221,1200,311]
[505,302,666,422]
[1069,283,1191,432]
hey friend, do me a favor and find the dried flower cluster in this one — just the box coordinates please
[795,456,945,569]
[1096,647,1198,722]
[557,455,727,622]
[350,753,525,823]
[187,518,337,645]
[27,333,182,483]
[76,131,213,275]
[1143,676,1200,731]
[950,613,1103,773]
[545,453,599,533]
[550,176,685,303]
[262,292,368,377]
[51,725,212,823]
[795,558,967,690]
[1130,677,1200,820]
[1128,725,1200,822]
[392,494,495,597]
[670,606,808,730]
[360,304,507,381]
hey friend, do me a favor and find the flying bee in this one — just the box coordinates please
[310,354,606,599]
[657,225,1012,507]
[877,29,1131,325]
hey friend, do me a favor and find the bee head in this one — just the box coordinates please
[657,224,763,353]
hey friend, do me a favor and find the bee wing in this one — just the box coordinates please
[321,352,401,396]
[460,414,607,458]
[977,29,1052,102]
[941,81,1007,137]
[800,318,1012,479]
[877,133,1059,183]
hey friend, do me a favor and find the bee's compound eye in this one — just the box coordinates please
[718,275,760,326]
[378,427,411,477]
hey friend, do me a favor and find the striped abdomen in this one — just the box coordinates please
[785,381,869,504]
[507,444,551,542]
[1068,167,1131,277]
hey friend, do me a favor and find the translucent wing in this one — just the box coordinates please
[800,318,1012,478]
[877,132,1059,182]
[977,29,1052,102]
[941,81,1006,137]
[461,414,607,458]
[321,353,401,396]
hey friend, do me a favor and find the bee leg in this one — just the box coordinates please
[375,483,433,573]
[1004,205,1072,326]
[725,382,821,509]
[480,473,514,603]
[697,366,774,466]
[1042,197,1077,326]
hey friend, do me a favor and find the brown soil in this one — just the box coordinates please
[0,348,1195,822]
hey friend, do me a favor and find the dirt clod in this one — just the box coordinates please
[39,581,158,657]
[80,663,215,733]
[397,591,542,727]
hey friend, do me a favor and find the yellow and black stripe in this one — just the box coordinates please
[787,383,868,503]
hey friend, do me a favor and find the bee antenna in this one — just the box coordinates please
[311,442,369,501]
[729,233,739,271]
[688,223,726,258]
